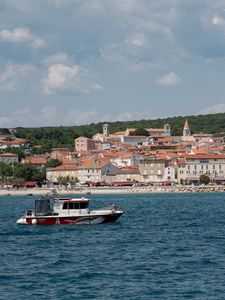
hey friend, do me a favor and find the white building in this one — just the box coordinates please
[177,154,225,183]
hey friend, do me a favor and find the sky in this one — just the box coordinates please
[1,0,225,127]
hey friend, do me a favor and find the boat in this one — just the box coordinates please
[16,195,123,225]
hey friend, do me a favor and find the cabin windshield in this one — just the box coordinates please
[62,202,89,210]
[35,198,52,215]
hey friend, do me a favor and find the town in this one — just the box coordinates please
[1,119,225,192]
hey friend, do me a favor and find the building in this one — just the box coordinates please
[139,156,175,184]
[0,138,29,149]
[46,165,78,183]
[111,153,143,168]
[177,154,225,184]
[77,158,117,184]
[114,166,141,183]
[121,136,146,146]
[75,136,100,152]
[182,119,195,142]
[145,124,171,137]
[21,156,48,170]
[0,152,19,164]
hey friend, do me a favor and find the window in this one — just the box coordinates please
[63,202,88,209]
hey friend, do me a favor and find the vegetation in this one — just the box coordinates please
[0,163,46,184]
[199,174,210,185]
[130,128,149,136]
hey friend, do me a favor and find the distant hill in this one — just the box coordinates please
[2,113,225,151]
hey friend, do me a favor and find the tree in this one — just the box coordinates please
[0,162,13,177]
[45,159,61,168]
[131,128,149,136]
[199,174,210,185]
[5,147,25,161]
[68,176,79,188]
[57,175,70,189]
[13,164,37,181]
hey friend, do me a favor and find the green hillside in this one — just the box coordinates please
[2,113,225,151]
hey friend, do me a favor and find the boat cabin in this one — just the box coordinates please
[34,197,91,216]
[35,197,52,216]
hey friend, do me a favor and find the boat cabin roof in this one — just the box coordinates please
[57,197,90,203]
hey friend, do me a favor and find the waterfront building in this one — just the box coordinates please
[114,166,141,183]
[77,158,117,184]
[46,165,78,183]
[139,156,176,184]
[177,154,225,184]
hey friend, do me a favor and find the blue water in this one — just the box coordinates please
[1,193,225,299]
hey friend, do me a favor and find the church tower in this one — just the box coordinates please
[103,123,109,139]
[164,124,171,136]
[183,119,191,137]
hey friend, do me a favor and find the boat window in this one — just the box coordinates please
[63,203,68,209]
[74,203,79,209]
[80,202,88,209]
[69,202,74,209]
[62,202,88,209]
[35,199,51,215]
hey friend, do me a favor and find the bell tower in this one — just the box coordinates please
[183,119,191,137]
[164,124,171,136]
[103,123,109,138]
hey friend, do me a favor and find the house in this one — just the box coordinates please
[114,166,141,183]
[22,155,48,169]
[50,148,70,160]
[75,136,101,152]
[0,152,19,164]
[139,156,176,184]
[77,158,117,184]
[0,138,29,149]
[121,136,147,146]
[46,165,78,183]
[111,153,143,168]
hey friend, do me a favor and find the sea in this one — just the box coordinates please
[1,192,225,300]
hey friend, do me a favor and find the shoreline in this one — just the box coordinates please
[0,185,225,196]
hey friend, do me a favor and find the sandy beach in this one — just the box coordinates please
[0,185,225,196]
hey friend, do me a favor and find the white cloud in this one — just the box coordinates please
[42,53,72,66]
[0,107,31,127]
[0,62,36,91]
[212,15,225,26]
[0,106,58,127]
[42,63,103,95]
[156,72,181,87]
[0,27,45,48]
[199,103,225,114]
[40,106,57,121]
[126,33,147,47]
[117,111,155,121]
[66,109,98,125]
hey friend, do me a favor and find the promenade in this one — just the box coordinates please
[0,185,225,196]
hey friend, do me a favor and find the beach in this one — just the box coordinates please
[0,185,225,196]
